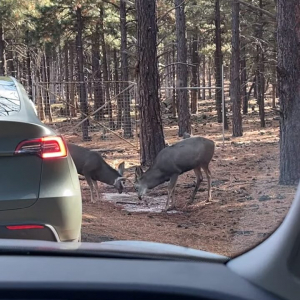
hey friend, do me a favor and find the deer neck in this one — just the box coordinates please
[142,168,168,190]
[93,164,119,186]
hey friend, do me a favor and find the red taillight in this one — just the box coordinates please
[6,225,44,230]
[40,136,67,158]
[15,136,67,159]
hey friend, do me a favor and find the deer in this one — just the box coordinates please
[134,136,215,211]
[67,143,126,203]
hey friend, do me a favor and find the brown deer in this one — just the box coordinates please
[68,143,126,203]
[134,137,215,210]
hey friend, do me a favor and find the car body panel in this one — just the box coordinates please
[0,121,52,152]
[0,155,42,210]
[0,121,49,210]
[0,193,81,242]
[0,254,280,300]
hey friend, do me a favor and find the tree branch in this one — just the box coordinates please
[157,29,176,46]
[157,49,172,59]
[238,0,276,20]
[157,0,187,23]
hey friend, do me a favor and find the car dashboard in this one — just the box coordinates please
[0,254,280,300]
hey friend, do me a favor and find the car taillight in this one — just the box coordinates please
[6,225,44,230]
[15,136,67,159]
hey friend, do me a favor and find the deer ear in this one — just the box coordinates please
[118,162,125,176]
[135,166,143,181]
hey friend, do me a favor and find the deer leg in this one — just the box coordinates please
[203,166,212,202]
[165,174,179,211]
[188,167,203,205]
[93,180,100,201]
[84,174,96,203]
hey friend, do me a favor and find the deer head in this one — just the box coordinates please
[113,162,126,194]
[134,166,147,199]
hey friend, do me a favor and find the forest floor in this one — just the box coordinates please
[54,100,296,257]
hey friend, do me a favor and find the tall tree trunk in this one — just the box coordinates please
[36,82,45,121]
[202,54,206,100]
[215,0,228,128]
[69,41,76,117]
[22,59,27,86]
[241,38,248,114]
[165,48,172,100]
[271,32,277,110]
[16,54,21,80]
[114,48,122,129]
[76,6,89,140]
[43,49,52,122]
[92,23,104,121]
[100,4,114,129]
[278,0,300,184]
[191,32,198,114]
[45,47,53,121]
[208,56,212,99]
[215,0,222,123]
[253,75,257,99]
[26,48,32,99]
[172,40,177,117]
[257,0,265,127]
[175,0,190,136]
[136,0,165,166]
[197,56,201,99]
[36,55,45,121]
[120,0,132,137]
[64,43,70,116]
[230,0,243,136]
[0,18,5,76]
[49,49,55,103]
[6,46,14,76]
[258,58,265,126]
[272,83,276,108]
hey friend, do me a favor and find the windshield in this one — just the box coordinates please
[0,0,297,259]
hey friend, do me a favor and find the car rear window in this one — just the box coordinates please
[0,80,20,116]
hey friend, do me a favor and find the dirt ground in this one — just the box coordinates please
[55,101,296,258]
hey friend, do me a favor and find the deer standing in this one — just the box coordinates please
[68,143,126,203]
[134,137,215,211]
